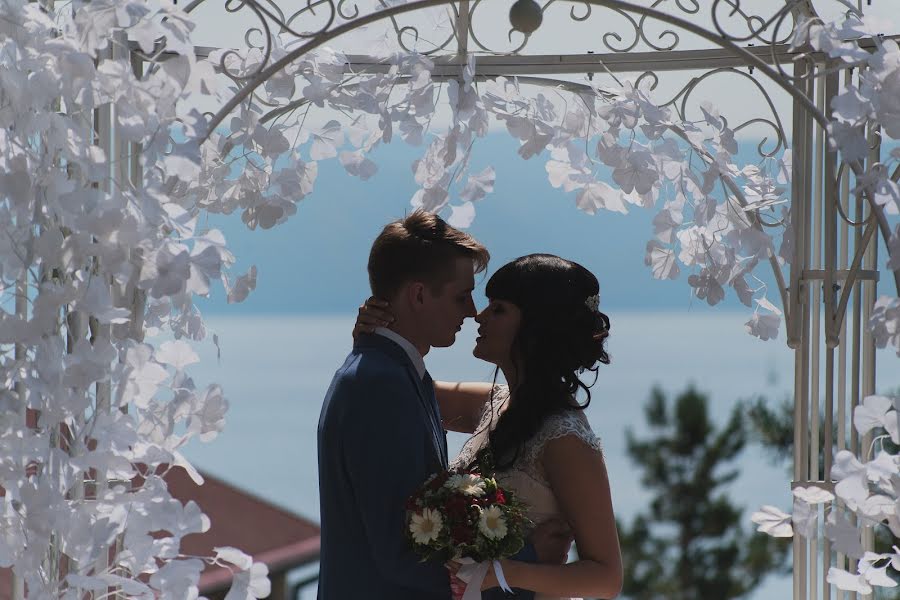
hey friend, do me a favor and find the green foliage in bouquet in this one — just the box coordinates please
[405,467,531,563]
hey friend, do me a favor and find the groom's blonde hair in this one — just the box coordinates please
[368,210,489,299]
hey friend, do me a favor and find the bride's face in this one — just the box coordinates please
[473,299,521,365]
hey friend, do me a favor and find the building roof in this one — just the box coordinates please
[0,468,320,596]
[173,468,320,591]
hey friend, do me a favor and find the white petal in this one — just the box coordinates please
[835,472,869,510]
[854,396,894,436]
[832,450,866,480]
[214,546,253,570]
[755,296,783,316]
[792,486,835,504]
[791,499,817,539]
[827,567,872,594]
[156,340,200,370]
[448,202,476,229]
[644,240,680,280]
[751,505,793,537]
[863,565,897,589]
[459,167,495,203]
[225,266,257,304]
[825,512,864,559]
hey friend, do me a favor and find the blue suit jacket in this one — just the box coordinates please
[317,333,536,599]
[317,334,451,599]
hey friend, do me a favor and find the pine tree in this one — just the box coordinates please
[617,386,789,600]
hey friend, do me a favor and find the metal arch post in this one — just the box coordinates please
[790,52,813,600]
[860,121,881,599]
[455,0,470,58]
[808,60,826,600]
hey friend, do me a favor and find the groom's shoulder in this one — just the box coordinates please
[338,343,409,387]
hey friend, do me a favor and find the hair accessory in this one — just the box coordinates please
[585,293,600,313]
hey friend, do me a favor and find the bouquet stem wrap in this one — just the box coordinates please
[456,557,513,600]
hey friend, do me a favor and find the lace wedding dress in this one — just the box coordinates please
[450,385,604,600]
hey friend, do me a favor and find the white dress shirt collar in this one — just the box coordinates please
[373,327,427,380]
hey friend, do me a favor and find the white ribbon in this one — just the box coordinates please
[456,558,513,599]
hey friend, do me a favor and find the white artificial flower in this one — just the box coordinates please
[873,59,900,139]
[745,312,781,341]
[409,508,443,545]
[478,506,508,540]
[792,486,835,505]
[446,474,486,497]
[751,505,794,537]
[827,567,873,594]
[644,241,679,281]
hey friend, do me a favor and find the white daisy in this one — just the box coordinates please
[478,506,508,540]
[445,473,486,497]
[409,508,443,545]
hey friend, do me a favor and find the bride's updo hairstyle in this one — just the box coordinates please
[484,254,610,471]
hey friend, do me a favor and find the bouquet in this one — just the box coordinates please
[406,467,531,598]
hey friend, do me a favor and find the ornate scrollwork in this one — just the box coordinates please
[636,67,788,160]
[377,0,457,54]
[181,0,891,101]
[710,0,796,45]
[190,0,801,59]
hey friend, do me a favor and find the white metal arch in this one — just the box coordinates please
[144,1,900,598]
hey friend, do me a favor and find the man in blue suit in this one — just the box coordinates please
[318,211,567,599]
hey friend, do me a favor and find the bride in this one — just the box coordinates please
[355,253,623,600]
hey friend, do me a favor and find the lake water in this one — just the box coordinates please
[179,312,900,599]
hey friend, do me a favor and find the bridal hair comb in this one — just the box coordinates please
[584,293,600,313]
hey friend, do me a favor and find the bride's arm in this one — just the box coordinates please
[488,435,623,598]
[434,381,494,434]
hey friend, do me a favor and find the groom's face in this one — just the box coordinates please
[421,257,477,348]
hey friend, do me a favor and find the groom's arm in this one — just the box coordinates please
[344,374,450,598]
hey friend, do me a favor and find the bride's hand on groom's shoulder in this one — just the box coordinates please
[530,517,574,564]
[352,297,394,339]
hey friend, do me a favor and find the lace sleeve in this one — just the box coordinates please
[517,409,604,482]
[475,385,509,431]
[449,385,509,470]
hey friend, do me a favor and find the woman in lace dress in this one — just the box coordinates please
[356,254,622,600]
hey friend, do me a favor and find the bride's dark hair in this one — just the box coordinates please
[482,254,611,471]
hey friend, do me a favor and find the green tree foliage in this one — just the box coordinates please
[618,387,789,600]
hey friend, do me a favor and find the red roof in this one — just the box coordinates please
[0,468,320,596]
[174,468,320,590]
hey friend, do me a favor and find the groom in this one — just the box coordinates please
[317,211,566,599]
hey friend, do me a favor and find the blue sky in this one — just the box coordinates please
[198,133,779,315]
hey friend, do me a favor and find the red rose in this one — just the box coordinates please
[494,489,506,505]
[451,525,474,544]
[428,472,450,491]
[445,494,469,519]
